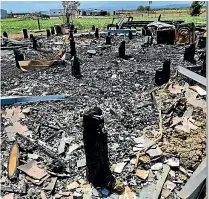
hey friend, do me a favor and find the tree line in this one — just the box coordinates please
[137,1,206,16]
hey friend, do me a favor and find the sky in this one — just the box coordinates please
[1,1,192,13]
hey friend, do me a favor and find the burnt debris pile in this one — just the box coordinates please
[0,20,207,199]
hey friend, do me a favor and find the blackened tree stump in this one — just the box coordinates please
[32,38,38,50]
[3,32,8,38]
[46,29,51,38]
[83,107,114,187]
[70,40,76,57]
[71,56,81,78]
[106,36,111,45]
[119,41,125,59]
[184,44,195,63]
[95,28,99,39]
[23,29,28,39]
[14,50,24,68]
[128,31,133,40]
[155,59,171,86]
[51,27,55,35]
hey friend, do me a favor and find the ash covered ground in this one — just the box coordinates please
[1,33,206,199]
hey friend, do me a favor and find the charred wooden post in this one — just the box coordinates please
[119,41,125,59]
[157,29,175,45]
[3,32,8,38]
[51,27,55,35]
[71,56,81,78]
[155,59,171,86]
[158,14,161,21]
[184,44,195,63]
[46,29,51,38]
[197,36,206,48]
[55,25,63,35]
[142,28,146,36]
[70,24,74,31]
[106,36,111,45]
[92,25,95,31]
[83,107,114,187]
[150,36,154,45]
[70,40,76,57]
[95,28,99,39]
[14,49,24,69]
[37,18,41,30]
[128,31,133,40]
[32,38,38,50]
[74,28,77,33]
[69,31,74,39]
[29,34,34,39]
[23,29,28,39]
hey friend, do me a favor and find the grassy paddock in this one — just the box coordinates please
[0,10,207,36]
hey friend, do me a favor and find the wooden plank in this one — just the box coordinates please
[139,164,170,199]
[178,66,206,86]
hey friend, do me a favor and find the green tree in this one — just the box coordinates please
[137,5,144,11]
[190,1,205,16]
[144,6,150,11]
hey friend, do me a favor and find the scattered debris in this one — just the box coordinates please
[114,162,127,174]
[17,160,48,180]
[136,169,149,180]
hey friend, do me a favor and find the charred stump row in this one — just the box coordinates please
[184,44,195,63]
[23,29,28,39]
[106,36,111,45]
[95,28,99,39]
[83,107,114,187]
[46,29,51,38]
[157,29,175,45]
[128,31,133,40]
[70,40,76,57]
[51,27,55,35]
[155,59,171,86]
[71,56,81,78]
[14,50,24,69]
[3,32,8,38]
[119,41,125,59]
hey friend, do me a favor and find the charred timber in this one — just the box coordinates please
[155,59,171,86]
[83,107,114,187]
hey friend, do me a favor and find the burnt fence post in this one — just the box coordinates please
[95,28,99,39]
[46,29,51,38]
[51,27,55,35]
[119,41,125,59]
[23,29,28,39]
[3,32,8,38]
[83,107,114,187]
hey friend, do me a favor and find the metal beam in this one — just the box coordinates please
[177,158,207,199]
[178,66,206,86]
[0,95,65,106]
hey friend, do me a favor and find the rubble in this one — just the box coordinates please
[0,20,206,199]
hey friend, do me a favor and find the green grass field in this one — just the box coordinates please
[0,13,207,35]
